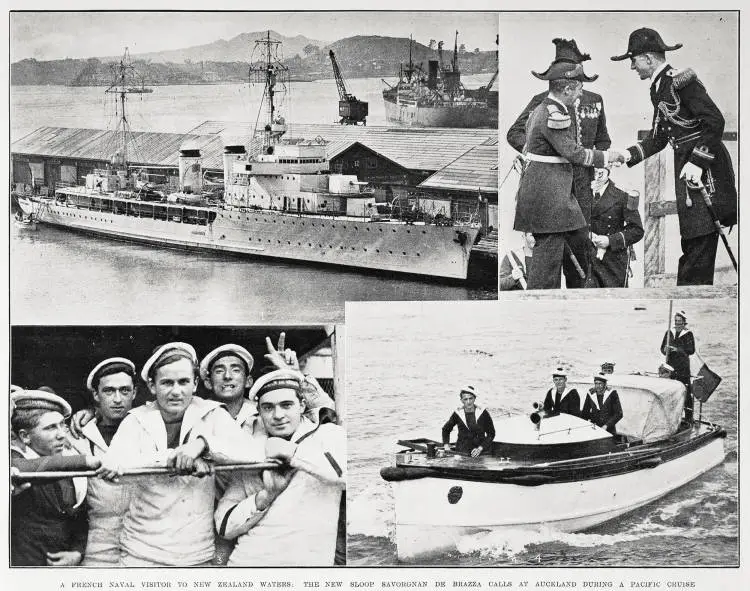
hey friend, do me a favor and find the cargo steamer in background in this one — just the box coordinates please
[381,374,727,561]
[17,35,481,281]
[382,32,498,129]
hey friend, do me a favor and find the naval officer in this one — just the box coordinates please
[588,168,644,287]
[612,28,737,285]
[512,59,626,289]
[508,38,611,226]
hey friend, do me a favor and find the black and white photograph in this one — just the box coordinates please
[498,11,738,292]
[10,10,498,326]
[346,299,738,566]
[10,325,345,567]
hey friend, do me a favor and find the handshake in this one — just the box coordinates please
[607,148,631,167]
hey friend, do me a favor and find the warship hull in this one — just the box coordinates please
[18,197,479,280]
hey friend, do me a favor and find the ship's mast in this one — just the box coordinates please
[452,31,459,73]
[249,31,289,148]
[105,47,141,169]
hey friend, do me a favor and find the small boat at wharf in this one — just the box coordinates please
[17,36,481,281]
[381,374,727,561]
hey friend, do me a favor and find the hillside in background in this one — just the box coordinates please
[11,33,497,87]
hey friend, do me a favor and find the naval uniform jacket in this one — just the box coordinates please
[660,328,695,387]
[513,97,608,234]
[442,405,496,454]
[583,388,623,434]
[76,421,132,567]
[626,65,737,239]
[543,386,582,418]
[589,181,645,287]
[11,445,89,566]
[508,90,611,226]
[215,417,346,566]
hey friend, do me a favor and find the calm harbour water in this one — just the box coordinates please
[10,75,497,324]
[345,299,738,566]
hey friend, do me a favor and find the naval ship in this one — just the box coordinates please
[17,35,481,281]
[382,33,498,129]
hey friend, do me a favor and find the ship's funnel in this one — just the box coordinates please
[428,60,439,90]
[223,144,247,187]
[178,144,203,194]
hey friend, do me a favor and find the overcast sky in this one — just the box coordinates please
[10,11,497,61]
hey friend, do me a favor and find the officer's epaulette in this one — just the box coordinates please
[667,67,698,90]
[546,104,571,129]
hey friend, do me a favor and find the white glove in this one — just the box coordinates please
[511,267,524,280]
[679,162,703,184]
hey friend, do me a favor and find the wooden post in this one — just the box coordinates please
[643,151,668,287]
[331,324,345,426]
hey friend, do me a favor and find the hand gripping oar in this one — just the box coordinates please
[12,461,282,482]
[686,179,738,272]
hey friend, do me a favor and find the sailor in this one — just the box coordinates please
[588,167,644,287]
[600,361,616,375]
[512,59,626,289]
[77,358,137,567]
[215,369,346,566]
[508,38,612,227]
[441,385,495,457]
[612,28,737,285]
[200,343,256,435]
[499,232,534,290]
[658,362,675,379]
[543,368,582,417]
[11,389,89,566]
[199,342,258,566]
[660,311,696,421]
[98,342,265,567]
[583,373,623,435]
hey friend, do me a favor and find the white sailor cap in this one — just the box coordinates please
[248,369,304,401]
[87,357,136,392]
[11,389,72,418]
[199,344,254,381]
[675,310,688,321]
[593,372,608,383]
[659,362,675,372]
[141,342,198,382]
[459,385,477,397]
[600,361,616,372]
[552,367,568,378]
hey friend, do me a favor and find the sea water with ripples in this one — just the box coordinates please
[345,299,738,566]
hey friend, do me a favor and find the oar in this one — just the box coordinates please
[12,461,281,481]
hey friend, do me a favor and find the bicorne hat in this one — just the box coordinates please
[611,28,682,61]
[532,61,596,83]
[533,38,598,82]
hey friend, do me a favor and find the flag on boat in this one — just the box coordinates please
[691,352,722,403]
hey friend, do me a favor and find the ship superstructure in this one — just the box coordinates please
[382,33,498,128]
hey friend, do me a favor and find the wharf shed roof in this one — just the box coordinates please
[11,127,225,171]
[419,143,499,193]
[188,121,495,172]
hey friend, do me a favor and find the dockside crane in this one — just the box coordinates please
[329,50,368,125]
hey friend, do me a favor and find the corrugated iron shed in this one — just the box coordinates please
[189,121,494,172]
[11,127,225,170]
[418,144,499,193]
[12,122,497,176]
